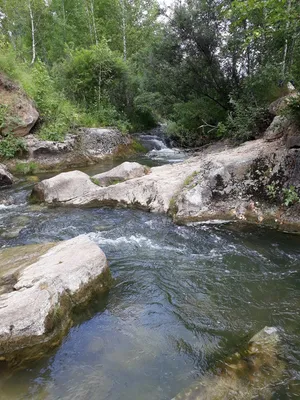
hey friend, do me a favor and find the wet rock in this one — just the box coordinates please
[172,326,284,400]
[0,73,39,137]
[0,235,112,367]
[92,162,148,186]
[0,164,14,186]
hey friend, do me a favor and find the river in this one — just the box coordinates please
[0,143,300,399]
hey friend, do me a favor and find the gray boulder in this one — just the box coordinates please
[0,235,112,367]
[0,163,14,186]
[79,128,131,157]
[92,161,148,186]
[172,326,284,400]
[31,170,98,203]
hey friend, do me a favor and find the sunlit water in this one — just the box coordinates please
[0,154,299,399]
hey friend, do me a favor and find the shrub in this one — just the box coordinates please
[286,95,300,126]
[0,133,26,159]
[15,161,38,175]
[282,186,300,207]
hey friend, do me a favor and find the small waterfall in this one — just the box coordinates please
[137,126,186,163]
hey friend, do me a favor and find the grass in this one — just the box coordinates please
[15,161,38,175]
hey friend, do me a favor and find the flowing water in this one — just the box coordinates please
[0,149,300,399]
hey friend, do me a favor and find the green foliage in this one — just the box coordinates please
[131,139,147,153]
[267,183,278,200]
[27,62,78,141]
[225,101,271,142]
[90,177,101,186]
[15,161,38,175]
[1,0,300,147]
[0,105,7,130]
[286,95,300,125]
[282,186,300,207]
[183,171,198,187]
[0,133,27,159]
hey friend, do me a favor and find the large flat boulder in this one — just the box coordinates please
[92,161,148,186]
[0,235,112,367]
[0,73,39,137]
[31,161,199,213]
[172,327,284,400]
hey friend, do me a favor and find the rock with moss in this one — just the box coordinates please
[0,235,112,367]
[172,326,284,400]
[92,162,149,186]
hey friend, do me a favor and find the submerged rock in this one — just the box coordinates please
[0,235,112,367]
[172,327,284,400]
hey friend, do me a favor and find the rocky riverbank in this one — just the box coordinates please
[31,117,300,232]
[4,128,134,174]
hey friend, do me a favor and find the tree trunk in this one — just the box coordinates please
[90,0,98,45]
[282,0,291,80]
[120,0,127,61]
[29,0,36,65]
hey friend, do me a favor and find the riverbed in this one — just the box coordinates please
[0,150,300,399]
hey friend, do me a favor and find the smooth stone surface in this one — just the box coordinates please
[92,161,148,186]
[31,170,97,203]
[31,131,300,231]
[0,235,112,367]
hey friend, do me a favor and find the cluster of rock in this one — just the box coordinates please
[31,115,300,231]
[0,235,112,367]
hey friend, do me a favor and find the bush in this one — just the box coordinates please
[0,45,79,141]
[286,95,300,126]
[0,133,26,159]
[15,161,38,175]
[225,99,272,142]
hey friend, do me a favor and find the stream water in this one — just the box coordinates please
[0,143,300,399]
